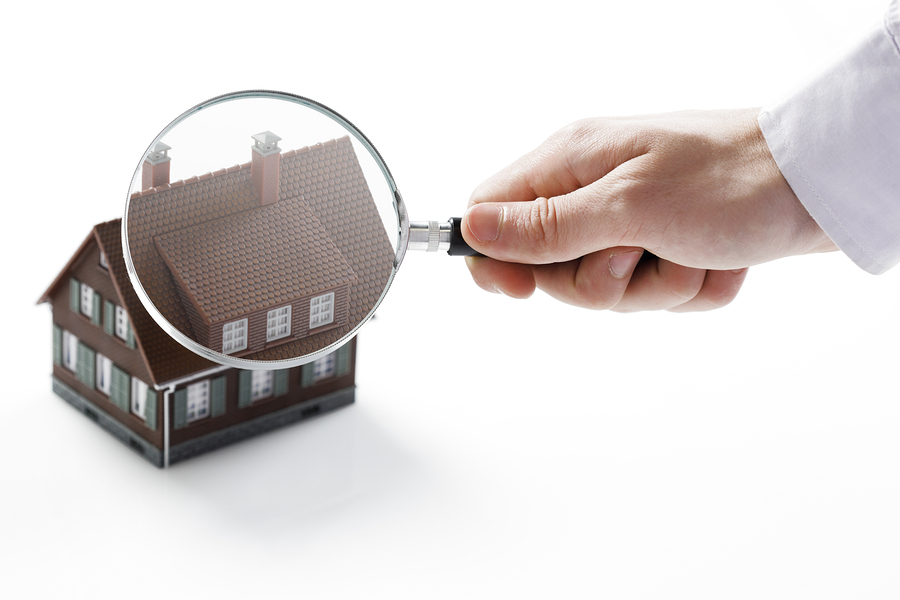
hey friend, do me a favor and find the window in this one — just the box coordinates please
[62,330,78,372]
[309,292,335,329]
[223,319,248,354]
[115,305,129,341]
[96,354,112,395]
[186,380,210,423]
[266,305,292,342]
[131,378,149,419]
[99,251,109,269]
[251,370,273,401]
[80,283,95,319]
[313,353,335,382]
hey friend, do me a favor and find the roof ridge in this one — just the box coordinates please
[129,161,252,200]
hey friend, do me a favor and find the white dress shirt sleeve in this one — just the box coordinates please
[758,0,900,274]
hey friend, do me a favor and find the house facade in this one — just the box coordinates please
[39,132,394,467]
[40,220,356,467]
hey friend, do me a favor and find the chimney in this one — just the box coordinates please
[251,131,282,206]
[142,142,171,190]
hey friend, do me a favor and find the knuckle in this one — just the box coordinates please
[523,196,562,258]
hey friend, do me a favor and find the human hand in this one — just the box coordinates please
[461,109,837,312]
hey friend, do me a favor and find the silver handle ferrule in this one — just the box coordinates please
[408,220,452,252]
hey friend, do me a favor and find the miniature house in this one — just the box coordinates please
[39,134,395,467]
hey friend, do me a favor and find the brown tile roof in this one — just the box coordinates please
[154,199,357,325]
[126,136,395,362]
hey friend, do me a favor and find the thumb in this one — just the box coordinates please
[462,186,612,264]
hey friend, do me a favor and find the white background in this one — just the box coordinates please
[3,0,899,598]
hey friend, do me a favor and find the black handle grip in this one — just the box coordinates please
[447,217,483,257]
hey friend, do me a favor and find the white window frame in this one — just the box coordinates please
[266,305,292,342]
[131,378,149,419]
[99,251,109,269]
[62,330,78,372]
[313,353,336,382]
[80,283,95,319]
[251,370,273,401]
[115,305,129,341]
[309,292,335,329]
[186,380,210,423]
[222,318,248,354]
[96,354,112,396]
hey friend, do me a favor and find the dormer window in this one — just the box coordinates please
[223,319,248,354]
[99,251,109,269]
[309,292,334,329]
[266,305,292,342]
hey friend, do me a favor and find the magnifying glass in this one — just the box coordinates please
[123,90,475,370]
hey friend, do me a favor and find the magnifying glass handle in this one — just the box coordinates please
[408,218,483,257]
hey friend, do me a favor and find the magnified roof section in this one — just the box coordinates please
[126,134,395,362]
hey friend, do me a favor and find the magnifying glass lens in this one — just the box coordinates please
[124,92,400,369]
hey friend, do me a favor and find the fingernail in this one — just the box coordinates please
[466,204,503,243]
[608,251,642,279]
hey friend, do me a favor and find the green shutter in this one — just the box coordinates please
[104,300,114,335]
[91,292,101,326]
[69,278,80,313]
[110,365,130,412]
[52,325,62,365]
[210,376,227,417]
[238,371,252,407]
[301,362,315,388]
[145,388,157,431]
[126,321,136,349]
[274,369,289,397]
[336,344,351,376]
[173,389,187,429]
[76,343,96,388]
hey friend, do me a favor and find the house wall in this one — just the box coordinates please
[50,240,163,449]
[175,282,210,345]
[167,337,356,447]
[204,283,352,356]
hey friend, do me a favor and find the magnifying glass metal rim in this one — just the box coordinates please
[122,89,411,370]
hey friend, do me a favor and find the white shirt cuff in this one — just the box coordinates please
[758,0,900,274]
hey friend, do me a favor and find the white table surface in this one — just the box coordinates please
[3,1,898,598]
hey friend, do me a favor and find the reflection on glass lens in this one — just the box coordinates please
[124,92,400,368]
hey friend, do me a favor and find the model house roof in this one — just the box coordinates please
[154,198,357,325]
[126,135,395,361]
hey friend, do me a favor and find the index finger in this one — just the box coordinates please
[468,118,652,208]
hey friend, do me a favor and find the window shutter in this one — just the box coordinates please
[145,388,157,431]
[69,278,80,313]
[110,365,130,412]
[336,344,352,376]
[104,300,114,335]
[301,362,315,388]
[52,324,62,365]
[173,389,187,429]
[211,376,227,417]
[76,343,96,388]
[238,371,252,407]
[274,369,289,397]
[91,292,102,326]
[126,321,136,349]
